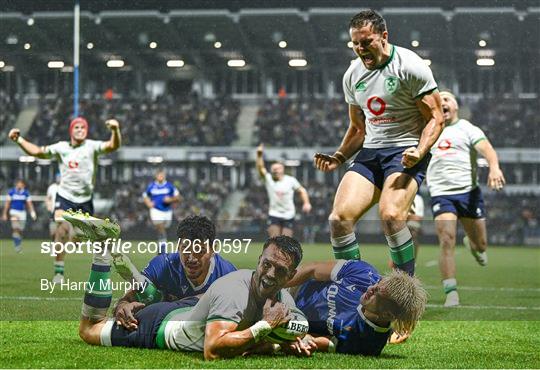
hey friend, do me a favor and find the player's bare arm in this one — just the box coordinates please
[474,139,505,191]
[314,104,365,172]
[143,194,154,209]
[286,260,337,287]
[26,199,37,221]
[297,187,312,213]
[255,143,267,178]
[8,129,48,158]
[102,119,122,153]
[203,299,290,360]
[163,194,181,205]
[403,91,444,168]
[1,199,10,221]
[113,290,146,330]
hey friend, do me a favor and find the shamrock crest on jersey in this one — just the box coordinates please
[384,76,399,94]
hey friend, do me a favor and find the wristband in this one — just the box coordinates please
[16,136,23,144]
[333,151,347,164]
[249,320,273,342]
[328,337,337,353]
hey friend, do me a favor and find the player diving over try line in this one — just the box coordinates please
[64,210,311,360]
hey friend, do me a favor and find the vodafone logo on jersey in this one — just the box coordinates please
[438,139,452,150]
[68,160,79,169]
[367,96,386,116]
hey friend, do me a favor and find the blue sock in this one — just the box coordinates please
[12,234,22,248]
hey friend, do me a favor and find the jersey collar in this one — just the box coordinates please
[357,304,392,333]
[186,255,216,292]
[376,44,395,70]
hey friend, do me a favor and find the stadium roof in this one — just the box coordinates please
[0,2,538,76]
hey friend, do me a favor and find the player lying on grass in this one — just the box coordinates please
[64,211,310,360]
[111,215,236,330]
[287,259,427,355]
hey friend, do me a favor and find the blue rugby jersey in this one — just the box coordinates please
[295,260,392,356]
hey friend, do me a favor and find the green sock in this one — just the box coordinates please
[386,227,415,275]
[331,233,360,260]
[54,261,64,275]
[81,253,112,321]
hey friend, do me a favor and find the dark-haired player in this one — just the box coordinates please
[256,144,311,237]
[427,91,505,307]
[2,179,36,253]
[314,10,444,276]
[111,215,236,330]
[67,212,308,360]
[143,168,180,254]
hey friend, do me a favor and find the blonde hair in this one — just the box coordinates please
[381,270,427,334]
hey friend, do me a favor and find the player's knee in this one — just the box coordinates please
[328,212,354,234]
[439,232,456,249]
[379,206,406,222]
[78,321,99,345]
[78,323,91,344]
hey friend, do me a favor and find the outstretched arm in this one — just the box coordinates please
[286,261,337,287]
[256,144,267,178]
[102,119,122,153]
[8,129,48,158]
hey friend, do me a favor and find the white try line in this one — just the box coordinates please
[426,303,540,311]
[424,285,540,292]
[0,296,80,301]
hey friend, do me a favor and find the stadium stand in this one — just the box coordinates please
[27,94,240,146]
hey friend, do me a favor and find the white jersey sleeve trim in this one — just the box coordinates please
[330,260,347,282]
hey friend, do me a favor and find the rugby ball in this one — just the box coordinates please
[265,308,309,344]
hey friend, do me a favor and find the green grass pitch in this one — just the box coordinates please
[1,239,539,368]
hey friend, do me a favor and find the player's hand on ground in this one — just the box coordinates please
[401,147,422,168]
[302,202,312,214]
[262,299,290,328]
[313,153,341,172]
[105,119,120,130]
[487,167,505,191]
[281,335,317,357]
[8,128,20,142]
[114,301,145,330]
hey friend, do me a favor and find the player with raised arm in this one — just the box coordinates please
[2,179,37,253]
[313,10,444,275]
[427,91,505,307]
[8,116,121,282]
[111,215,236,330]
[288,259,426,355]
[143,168,181,254]
[256,144,312,237]
[63,212,310,360]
